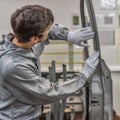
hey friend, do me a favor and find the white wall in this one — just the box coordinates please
[111,71,120,115]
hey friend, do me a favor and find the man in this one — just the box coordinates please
[0,5,99,120]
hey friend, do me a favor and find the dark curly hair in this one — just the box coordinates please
[11,5,54,43]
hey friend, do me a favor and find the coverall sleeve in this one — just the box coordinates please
[32,24,69,56]
[48,24,69,40]
[3,63,87,105]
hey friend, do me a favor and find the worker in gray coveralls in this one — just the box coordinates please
[0,5,99,120]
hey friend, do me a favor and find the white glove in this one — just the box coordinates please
[81,51,100,79]
[67,28,95,47]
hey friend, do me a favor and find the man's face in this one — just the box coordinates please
[37,25,52,43]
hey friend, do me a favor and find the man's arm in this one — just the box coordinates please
[48,24,69,41]
[48,24,94,47]
[3,63,86,105]
[33,24,94,55]
[3,51,99,105]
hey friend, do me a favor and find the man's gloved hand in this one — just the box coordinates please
[80,51,100,79]
[67,28,95,47]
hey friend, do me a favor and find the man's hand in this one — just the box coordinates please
[67,28,95,47]
[80,51,100,79]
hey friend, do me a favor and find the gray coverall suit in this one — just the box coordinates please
[0,25,87,120]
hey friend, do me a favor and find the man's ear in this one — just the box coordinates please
[31,36,38,44]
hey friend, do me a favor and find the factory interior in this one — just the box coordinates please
[0,0,120,120]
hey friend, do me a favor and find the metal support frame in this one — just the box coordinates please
[80,0,113,120]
